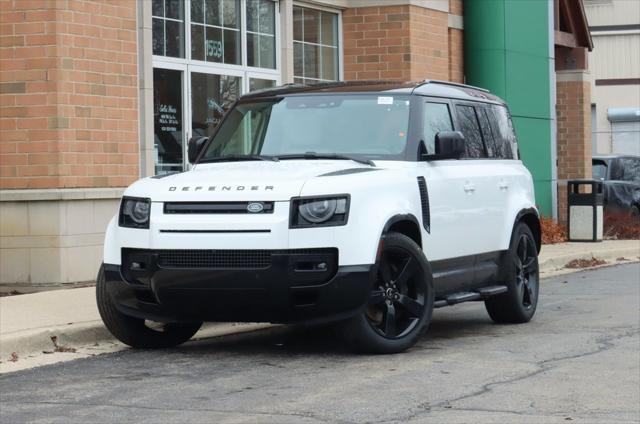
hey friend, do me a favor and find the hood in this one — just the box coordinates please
[124,160,373,201]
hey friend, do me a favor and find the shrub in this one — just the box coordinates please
[603,209,640,240]
[541,216,567,245]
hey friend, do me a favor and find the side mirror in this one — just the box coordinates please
[188,136,209,164]
[424,131,465,160]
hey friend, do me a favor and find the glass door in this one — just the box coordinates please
[189,67,243,139]
[153,67,187,175]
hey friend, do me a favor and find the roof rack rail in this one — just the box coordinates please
[421,79,490,93]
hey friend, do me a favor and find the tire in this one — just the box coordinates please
[340,232,434,354]
[96,265,202,348]
[485,222,539,324]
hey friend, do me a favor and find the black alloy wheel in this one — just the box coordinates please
[515,232,539,310]
[485,222,539,324]
[367,248,427,339]
[341,232,433,354]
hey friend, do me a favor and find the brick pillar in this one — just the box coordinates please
[448,0,464,83]
[342,5,457,82]
[556,70,592,225]
[0,0,139,190]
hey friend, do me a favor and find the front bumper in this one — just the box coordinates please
[102,248,373,324]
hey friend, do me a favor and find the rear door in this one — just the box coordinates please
[418,99,490,262]
[451,102,504,254]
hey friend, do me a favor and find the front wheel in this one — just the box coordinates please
[340,232,434,354]
[485,222,540,324]
[96,265,202,348]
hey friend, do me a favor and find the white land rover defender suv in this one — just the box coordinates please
[97,80,541,354]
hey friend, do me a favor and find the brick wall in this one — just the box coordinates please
[343,4,462,82]
[0,0,139,190]
[556,74,592,224]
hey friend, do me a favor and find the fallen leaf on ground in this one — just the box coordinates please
[565,257,607,269]
[49,335,77,353]
[8,352,18,362]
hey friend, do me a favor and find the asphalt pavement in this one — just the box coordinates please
[1,264,639,424]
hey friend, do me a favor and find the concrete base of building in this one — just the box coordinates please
[0,188,122,289]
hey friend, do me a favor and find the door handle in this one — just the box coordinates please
[499,179,509,190]
[464,182,475,193]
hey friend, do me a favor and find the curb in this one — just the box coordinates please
[539,245,640,273]
[1,321,275,362]
[2,245,639,362]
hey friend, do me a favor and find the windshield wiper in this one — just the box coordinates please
[275,152,375,166]
[199,154,279,163]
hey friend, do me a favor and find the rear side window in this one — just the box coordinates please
[423,102,453,154]
[488,105,517,159]
[620,158,640,182]
[592,160,608,180]
[455,105,486,159]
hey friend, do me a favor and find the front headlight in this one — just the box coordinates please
[119,197,151,229]
[290,195,349,228]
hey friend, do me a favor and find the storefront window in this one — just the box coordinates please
[153,0,185,58]
[191,0,241,64]
[246,0,276,69]
[293,6,339,84]
[153,68,184,174]
[151,0,280,174]
[191,72,241,138]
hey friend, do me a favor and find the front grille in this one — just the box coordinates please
[151,248,336,269]
[164,202,274,214]
[157,250,272,269]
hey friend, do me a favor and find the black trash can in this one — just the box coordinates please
[567,179,604,242]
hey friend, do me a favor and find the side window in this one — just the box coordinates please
[476,107,495,158]
[423,102,453,154]
[455,105,486,159]
[489,105,517,159]
[620,158,640,182]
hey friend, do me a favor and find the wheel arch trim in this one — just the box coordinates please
[514,208,541,253]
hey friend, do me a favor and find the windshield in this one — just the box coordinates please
[201,94,411,161]
[592,160,607,180]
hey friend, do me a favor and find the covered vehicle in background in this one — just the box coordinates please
[592,155,640,217]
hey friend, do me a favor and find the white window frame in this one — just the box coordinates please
[292,1,344,82]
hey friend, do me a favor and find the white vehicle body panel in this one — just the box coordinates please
[104,159,537,269]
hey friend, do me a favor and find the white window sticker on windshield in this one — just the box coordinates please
[378,96,394,105]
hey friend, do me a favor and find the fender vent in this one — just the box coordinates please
[417,177,430,233]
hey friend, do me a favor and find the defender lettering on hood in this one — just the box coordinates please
[169,185,274,192]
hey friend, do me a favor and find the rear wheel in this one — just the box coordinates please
[485,223,539,323]
[96,265,202,348]
[341,232,433,354]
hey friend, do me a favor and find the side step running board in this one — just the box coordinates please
[434,284,508,308]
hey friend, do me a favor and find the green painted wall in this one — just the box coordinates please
[464,0,554,216]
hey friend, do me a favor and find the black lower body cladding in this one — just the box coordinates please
[102,248,373,324]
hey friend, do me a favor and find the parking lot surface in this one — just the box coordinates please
[1,264,639,423]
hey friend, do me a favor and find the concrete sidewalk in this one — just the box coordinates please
[1,239,638,368]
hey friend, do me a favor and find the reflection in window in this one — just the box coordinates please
[455,105,487,159]
[423,103,453,154]
[153,68,184,174]
[191,72,241,138]
[249,78,276,92]
[152,0,185,58]
[247,0,276,69]
[620,158,640,182]
[293,6,339,84]
[190,0,241,65]
[488,105,517,159]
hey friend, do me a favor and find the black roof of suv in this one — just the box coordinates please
[241,80,505,105]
